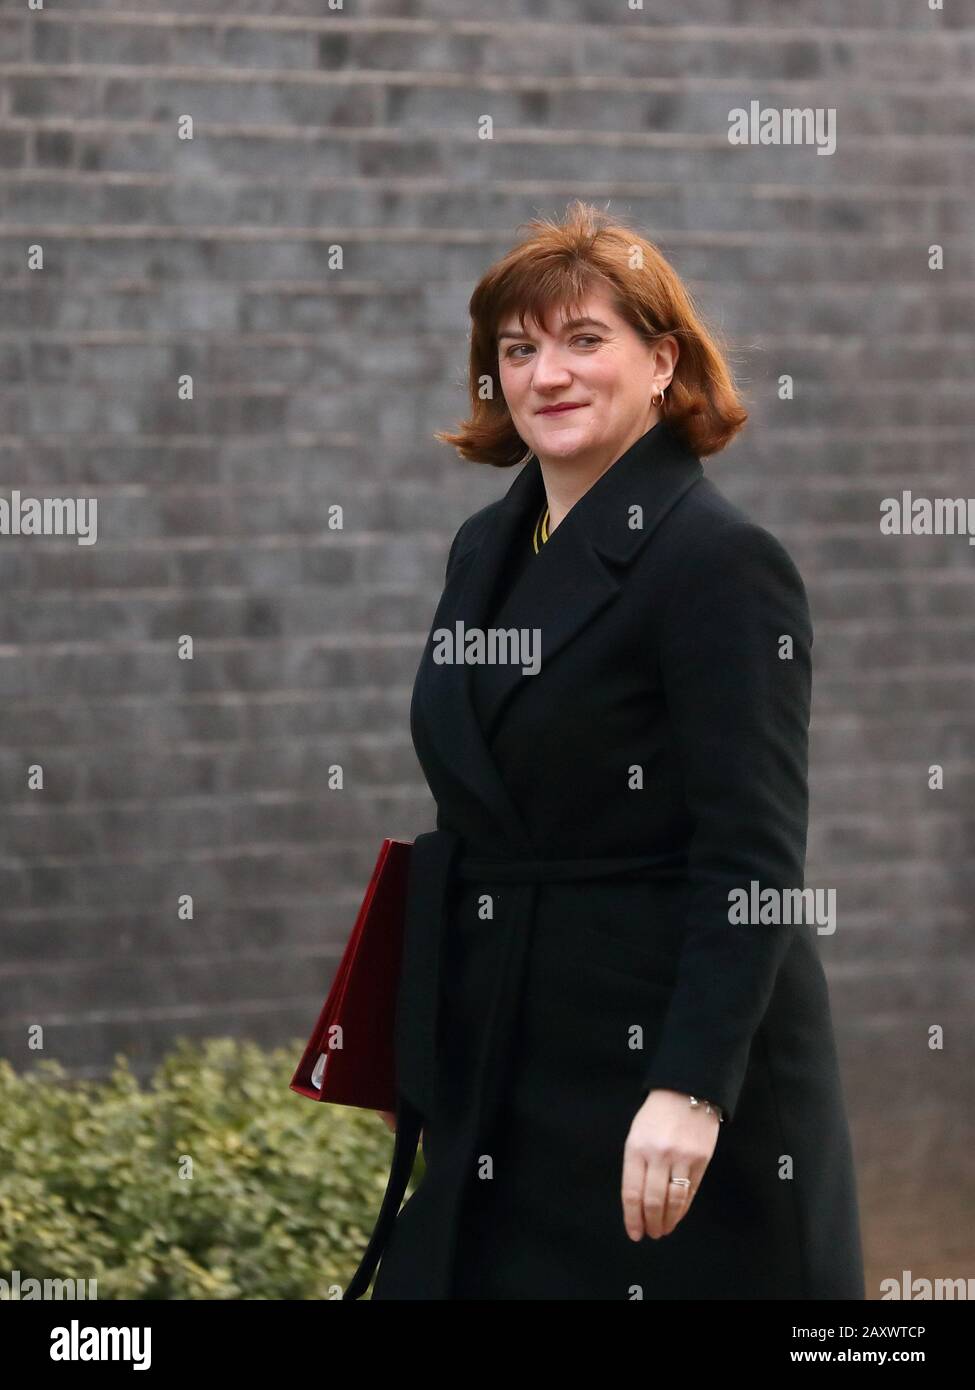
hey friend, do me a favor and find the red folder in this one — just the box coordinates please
[289,838,412,1113]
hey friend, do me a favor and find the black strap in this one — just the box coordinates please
[342,1097,423,1300]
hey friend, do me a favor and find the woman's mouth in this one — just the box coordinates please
[537,403,586,415]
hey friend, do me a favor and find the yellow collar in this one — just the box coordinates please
[532,504,550,554]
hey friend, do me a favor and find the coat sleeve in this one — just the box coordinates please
[640,519,813,1123]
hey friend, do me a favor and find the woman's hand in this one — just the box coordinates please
[621,1088,721,1241]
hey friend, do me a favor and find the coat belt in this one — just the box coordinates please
[343,830,687,1298]
[455,849,688,884]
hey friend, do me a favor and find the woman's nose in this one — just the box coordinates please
[531,349,573,388]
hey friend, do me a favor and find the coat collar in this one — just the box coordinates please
[414,421,704,848]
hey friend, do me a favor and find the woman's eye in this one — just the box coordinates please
[504,336,600,360]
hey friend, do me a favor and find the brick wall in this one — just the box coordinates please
[1,0,972,1291]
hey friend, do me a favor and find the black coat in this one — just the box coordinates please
[348,420,865,1300]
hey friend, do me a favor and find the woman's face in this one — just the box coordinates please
[496,284,678,470]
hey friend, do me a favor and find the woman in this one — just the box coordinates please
[347,200,865,1300]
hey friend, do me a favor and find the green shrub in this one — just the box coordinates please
[0,1038,417,1299]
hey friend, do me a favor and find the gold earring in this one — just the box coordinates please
[651,386,667,407]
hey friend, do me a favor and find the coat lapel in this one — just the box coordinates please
[413,422,704,848]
